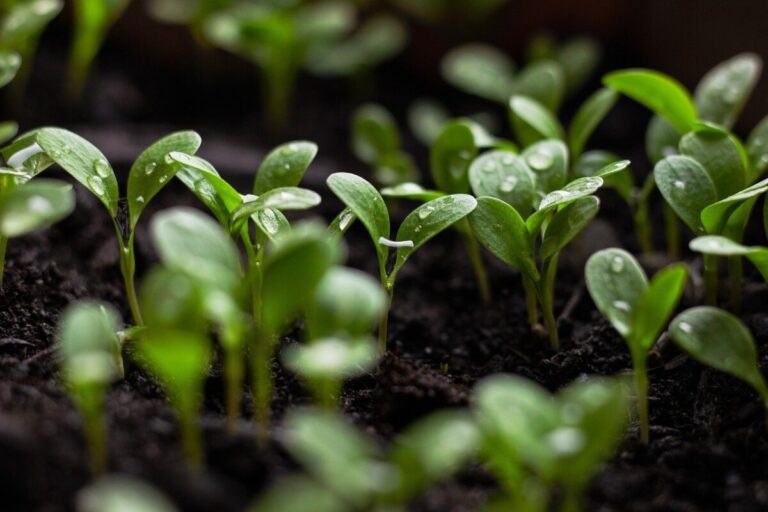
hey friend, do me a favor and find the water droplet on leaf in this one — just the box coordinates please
[611,256,625,272]
[527,150,553,171]
[418,204,436,219]
[93,158,110,178]
[87,176,105,195]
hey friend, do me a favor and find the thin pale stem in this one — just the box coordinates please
[119,235,143,326]
[460,227,491,303]
[634,200,653,255]
[663,203,680,260]
[378,283,394,354]
[728,255,743,313]
[540,255,560,351]
[633,353,650,444]
[703,253,718,306]
[178,401,203,469]
[251,330,273,445]
[78,388,107,476]
[523,276,539,330]
[224,346,244,433]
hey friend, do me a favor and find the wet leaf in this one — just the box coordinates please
[0,51,21,88]
[430,120,479,194]
[0,178,74,237]
[694,53,762,129]
[521,139,568,194]
[679,126,747,199]
[468,150,536,215]
[254,141,318,194]
[230,187,320,231]
[509,95,564,148]
[654,155,716,233]
[689,236,768,282]
[441,44,515,103]
[513,60,565,112]
[539,196,599,260]
[568,88,618,159]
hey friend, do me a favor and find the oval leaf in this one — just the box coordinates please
[283,337,378,379]
[521,139,569,194]
[690,236,768,282]
[513,60,565,112]
[701,176,768,235]
[694,53,762,129]
[568,87,618,159]
[654,155,717,233]
[509,95,564,147]
[254,141,318,194]
[540,195,599,260]
[630,263,688,350]
[468,150,536,215]
[430,121,478,194]
[679,127,747,199]
[231,187,321,232]
[380,182,444,202]
[350,104,400,165]
[0,179,74,237]
[441,44,515,103]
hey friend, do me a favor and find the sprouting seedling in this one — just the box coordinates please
[407,98,450,146]
[5,127,205,324]
[0,177,74,287]
[77,475,178,512]
[68,0,130,98]
[474,374,629,512]
[282,267,385,409]
[350,103,418,186]
[468,162,627,349]
[0,0,62,93]
[669,306,768,421]
[327,171,477,352]
[149,207,246,432]
[585,248,687,443]
[57,300,123,475]
[250,407,479,511]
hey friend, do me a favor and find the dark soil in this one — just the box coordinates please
[3,23,768,512]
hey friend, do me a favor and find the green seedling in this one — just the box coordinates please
[2,128,205,324]
[0,178,74,287]
[68,0,130,98]
[78,475,178,512]
[251,407,479,511]
[282,267,385,409]
[474,374,629,512]
[407,98,450,146]
[350,103,418,186]
[58,301,123,475]
[669,306,768,422]
[585,248,687,443]
[468,160,627,349]
[0,0,62,94]
[327,171,477,351]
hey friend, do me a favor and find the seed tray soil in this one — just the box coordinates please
[4,32,768,512]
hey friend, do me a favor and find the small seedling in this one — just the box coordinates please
[78,475,178,512]
[68,0,130,98]
[282,267,385,409]
[475,374,629,512]
[468,162,627,349]
[669,306,768,421]
[350,103,418,186]
[251,407,479,511]
[58,300,123,475]
[327,171,477,351]
[585,248,687,443]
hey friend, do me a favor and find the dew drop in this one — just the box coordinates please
[679,322,693,334]
[500,176,518,193]
[283,163,291,171]
[136,195,145,204]
[27,195,52,214]
[527,150,554,171]
[242,194,258,203]
[339,211,354,231]
[259,208,279,234]
[612,300,631,312]
[87,176,105,195]
[93,158,110,178]
[158,175,168,184]
[418,204,436,219]
[482,161,498,173]
[501,154,515,165]
[610,256,625,273]
[144,162,157,175]
[674,180,685,190]
[195,180,215,200]
[280,145,295,156]
[547,427,585,456]
[414,224,422,233]
[164,154,175,165]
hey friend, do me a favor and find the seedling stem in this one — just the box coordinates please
[459,224,491,303]
[703,254,718,305]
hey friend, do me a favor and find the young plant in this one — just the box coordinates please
[474,374,629,512]
[669,306,768,420]
[468,161,627,349]
[57,300,124,475]
[585,248,688,443]
[251,407,479,511]
[78,475,178,512]
[326,171,477,351]
[350,103,418,186]
[0,178,74,287]
[282,267,385,409]
[68,0,131,98]
[1,128,204,324]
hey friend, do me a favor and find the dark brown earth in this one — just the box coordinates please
[2,26,768,512]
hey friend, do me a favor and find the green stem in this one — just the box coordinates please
[728,256,743,313]
[633,354,650,444]
[523,276,539,330]
[0,235,7,290]
[224,346,244,433]
[703,253,718,306]
[559,489,583,512]
[460,225,491,303]
[262,55,297,134]
[78,388,107,476]
[540,255,560,351]
[378,282,394,354]
[315,378,340,411]
[251,330,273,445]
[634,200,653,255]
[178,401,203,469]
[242,231,264,327]
[663,203,680,260]
[119,234,143,326]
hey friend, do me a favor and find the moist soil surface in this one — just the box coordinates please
[3,29,768,512]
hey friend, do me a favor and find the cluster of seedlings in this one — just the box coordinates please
[4,15,768,511]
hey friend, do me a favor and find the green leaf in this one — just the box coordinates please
[746,115,768,179]
[150,207,242,292]
[521,139,568,194]
[35,127,119,217]
[585,248,648,338]
[127,131,202,229]
[603,69,697,133]
[390,410,480,500]
[167,152,242,226]
[689,236,768,282]
[441,44,515,103]
[307,267,387,339]
[654,155,717,233]
[0,121,19,146]
[513,60,565,112]
[58,300,122,386]
[230,187,321,232]
[468,196,538,281]
[261,225,340,337]
[574,151,633,204]
[557,36,601,95]
[249,476,346,512]
[282,337,378,379]
[350,104,399,165]
[630,263,688,350]
[694,53,762,129]
[392,194,477,276]
[283,408,383,506]
[670,307,768,400]
[568,88,618,159]
[509,95,564,147]
[254,141,318,195]
[701,177,768,234]
[0,0,62,46]
[380,182,444,202]
[679,127,747,199]
[327,172,390,270]
[140,268,208,333]
[430,120,478,194]
[540,195,599,260]
[468,150,536,215]
[645,115,681,164]
[77,475,178,512]
[0,179,74,237]
[374,150,418,186]
[0,51,21,89]
[252,208,291,241]
[526,176,604,233]
[408,98,450,146]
